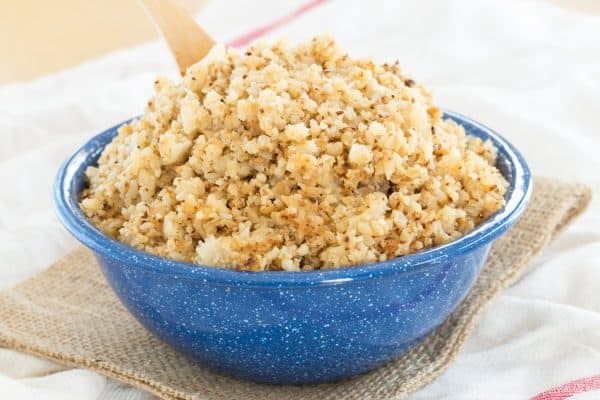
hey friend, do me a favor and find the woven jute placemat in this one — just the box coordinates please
[0,177,592,400]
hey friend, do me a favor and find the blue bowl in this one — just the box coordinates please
[54,111,531,384]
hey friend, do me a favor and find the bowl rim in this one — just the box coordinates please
[54,110,532,288]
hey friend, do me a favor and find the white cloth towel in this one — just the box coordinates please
[1,0,598,398]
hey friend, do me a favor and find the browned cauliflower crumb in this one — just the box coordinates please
[80,35,508,271]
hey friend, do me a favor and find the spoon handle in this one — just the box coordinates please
[141,0,215,75]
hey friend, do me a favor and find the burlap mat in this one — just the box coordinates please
[0,177,591,400]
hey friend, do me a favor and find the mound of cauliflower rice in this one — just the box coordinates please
[80,35,508,271]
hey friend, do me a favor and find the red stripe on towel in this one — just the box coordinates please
[228,0,328,48]
[531,375,600,400]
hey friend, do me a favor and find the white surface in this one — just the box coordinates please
[1,0,599,398]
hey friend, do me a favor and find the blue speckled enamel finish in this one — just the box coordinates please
[54,111,531,384]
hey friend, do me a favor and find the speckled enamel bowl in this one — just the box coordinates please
[54,111,531,384]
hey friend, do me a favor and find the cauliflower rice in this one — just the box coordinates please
[80,36,508,271]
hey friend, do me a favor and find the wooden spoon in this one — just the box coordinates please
[140,0,215,75]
